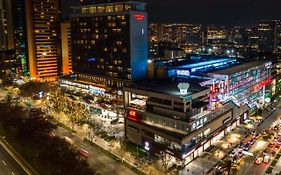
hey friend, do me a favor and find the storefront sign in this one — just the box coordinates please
[182,149,195,159]
[127,110,138,121]
[133,14,145,21]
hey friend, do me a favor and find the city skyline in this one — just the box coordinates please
[62,0,281,26]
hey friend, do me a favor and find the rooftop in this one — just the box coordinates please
[210,60,271,75]
[127,79,208,97]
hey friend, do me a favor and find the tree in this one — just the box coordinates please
[221,159,238,175]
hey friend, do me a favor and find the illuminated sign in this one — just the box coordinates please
[133,14,145,21]
[177,83,190,95]
[127,110,138,121]
[144,141,150,151]
[176,70,190,76]
[182,149,195,159]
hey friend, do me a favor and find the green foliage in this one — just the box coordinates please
[266,166,273,174]
[0,101,94,175]
[47,89,88,128]
[19,82,55,97]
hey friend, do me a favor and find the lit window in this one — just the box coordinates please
[89,7,96,13]
[124,5,132,11]
[106,6,113,12]
[97,6,105,13]
[114,5,123,12]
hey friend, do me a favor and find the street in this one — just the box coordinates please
[55,127,137,175]
[0,139,29,175]
[238,108,281,175]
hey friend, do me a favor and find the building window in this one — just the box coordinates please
[97,6,105,13]
[89,7,96,13]
[114,5,123,12]
[124,5,132,11]
[106,6,113,12]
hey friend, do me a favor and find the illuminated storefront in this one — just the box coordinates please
[207,61,272,110]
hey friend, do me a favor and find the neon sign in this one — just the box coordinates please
[133,14,145,21]
[176,70,190,76]
[127,110,138,121]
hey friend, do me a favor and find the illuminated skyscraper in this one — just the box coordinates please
[24,0,61,81]
[70,1,148,88]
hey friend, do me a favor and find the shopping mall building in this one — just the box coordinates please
[124,58,274,165]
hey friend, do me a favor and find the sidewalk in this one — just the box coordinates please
[55,121,165,175]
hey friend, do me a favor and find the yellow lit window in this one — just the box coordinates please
[97,6,105,13]
[89,7,96,13]
[124,5,132,11]
[114,5,123,12]
[106,6,113,12]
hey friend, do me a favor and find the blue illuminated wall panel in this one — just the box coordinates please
[130,12,148,81]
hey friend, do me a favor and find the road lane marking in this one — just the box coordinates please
[0,139,33,175]
[2,160,7,166]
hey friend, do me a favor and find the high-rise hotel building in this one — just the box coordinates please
[70,0,148,89]
[25,0,61,81]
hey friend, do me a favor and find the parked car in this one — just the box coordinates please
[255,157,263,164]
[263,155,270,163]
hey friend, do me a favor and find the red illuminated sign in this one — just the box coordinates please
[252,78,272,91]
[133,14,145,21]
[127,110,138,121]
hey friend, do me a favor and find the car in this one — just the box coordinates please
[244,143,251,151]
[255,157,263,164]
[249,138,255,145]
[63,136,73,144]
[269,141,275,147]
[263,155,270,163]
[79,148,89,158]
[48,131,56,137]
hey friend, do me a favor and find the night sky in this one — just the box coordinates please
[61,0,281,26]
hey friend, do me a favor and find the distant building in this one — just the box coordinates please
[245,26,259,51]
[0,0,14,51]
[206,26,227,47]
[149,23,203,58]
[0,50,17,76]
[258,20,279,53]
[0,0,18,76]
[70,0,148,89]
